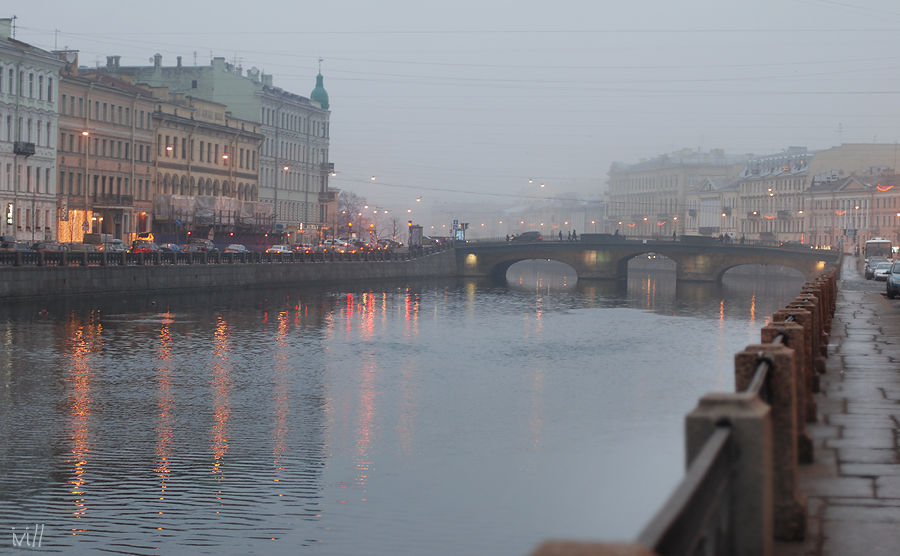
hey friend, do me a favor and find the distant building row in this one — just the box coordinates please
[606,144,900,247]
[0,18,335,246]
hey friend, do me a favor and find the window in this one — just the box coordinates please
[78,97,83,116]
[118,106,122,124]
[28,73,34,98]
[191,79,198,88]
[47,78,52,101]
[61,94,67,114]
[103,103,108,121]
[38,76,43,100]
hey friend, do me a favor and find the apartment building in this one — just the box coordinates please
[57,54,158,242]
[0,18,63,243]
[95,54,333,243]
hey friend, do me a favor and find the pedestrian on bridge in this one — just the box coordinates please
[559,230,563,241]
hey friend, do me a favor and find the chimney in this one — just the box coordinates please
[177,56,182,68]
[106,55,121,69]
[0,18,12,40]
[153,53,162,68]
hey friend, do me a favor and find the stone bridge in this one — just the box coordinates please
[455,238,840,283]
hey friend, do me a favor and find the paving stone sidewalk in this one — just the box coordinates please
[776,255,900,556]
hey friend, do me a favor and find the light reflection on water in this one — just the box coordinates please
[0,269,805,555]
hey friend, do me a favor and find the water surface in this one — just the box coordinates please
[1,269,804,554]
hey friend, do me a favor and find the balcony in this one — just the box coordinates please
[321,162,335,173]
[319,190,337,203]
[13,142,36,157]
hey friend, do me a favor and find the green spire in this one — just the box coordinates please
[310,73,329,110]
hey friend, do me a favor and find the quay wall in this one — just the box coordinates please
[0,251,457,301]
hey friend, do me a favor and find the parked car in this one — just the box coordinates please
[873,261,893,281]
[266,244,292,254]
[224,243,249,253]
[887,262,900,299]
[130,240,160,253]
[511,231,543,242]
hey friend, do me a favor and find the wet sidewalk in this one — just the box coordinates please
[776,255,900,555]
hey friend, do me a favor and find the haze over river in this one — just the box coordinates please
[1,262,805,554]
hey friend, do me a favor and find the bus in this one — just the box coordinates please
[864,238,893,261]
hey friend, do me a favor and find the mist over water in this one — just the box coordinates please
[0,268,804,554]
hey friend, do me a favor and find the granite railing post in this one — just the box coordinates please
[788,296,826,375]
[760,322,813,464]
[735,344,806,541]
[686,392,773,556]
[772,307,818,420]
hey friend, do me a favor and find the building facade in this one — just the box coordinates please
[605,148,748,238]
[94,55,333,243]
[147,87,264,241]
[56,55,158,242]
[806,173,900,249]
[0,18,63,243]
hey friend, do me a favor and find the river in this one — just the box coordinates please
[0,262,805,554]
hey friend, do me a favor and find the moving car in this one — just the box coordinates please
[159,243,184,253]
[31,241,68,252]
[101,239,128,253]
[186,238,218,253]
[224,243,249,253]
[865,257,888,280]
[0,240,33,253]
[887,262,900,299]
[873,261,893,281]
[130,240,160,253]
[266,244,291,254]
[511,231,543,242]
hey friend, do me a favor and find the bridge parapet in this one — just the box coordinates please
[531,263,841,556]
[456,239,839,283]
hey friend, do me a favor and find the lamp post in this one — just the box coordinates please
[81,130,90,238]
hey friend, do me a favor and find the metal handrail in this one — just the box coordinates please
[638,426,733,555]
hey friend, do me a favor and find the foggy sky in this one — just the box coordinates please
[10,0,900,216]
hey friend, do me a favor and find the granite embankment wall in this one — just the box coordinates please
[0,250,457,301]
